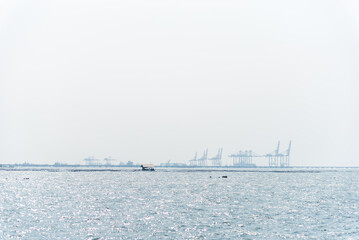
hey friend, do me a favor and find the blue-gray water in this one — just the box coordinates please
[1,168,359,239]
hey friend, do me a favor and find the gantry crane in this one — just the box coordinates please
[83,156,98,165]
[103,156,116,165]
[197,149,208,166]
[209,148,223,166]
[189,152,198,166]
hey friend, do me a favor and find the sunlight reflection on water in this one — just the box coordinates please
[0,168,358,239]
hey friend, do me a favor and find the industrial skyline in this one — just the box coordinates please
[188,141,291,168]
[80,141,292,167]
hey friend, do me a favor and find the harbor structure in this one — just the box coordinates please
[83,156,117,166]
[229,140,292,168]
[229,150,258,167]
[209,148,223,166]
[197,149,208,166]
[266,141,291,167]
[189,152,198,166]
[188,148,222,167]
[83,156,99,165]
[160,160,187,167]
[103,156,116,165]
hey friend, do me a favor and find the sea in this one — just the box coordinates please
[0,167,358,239]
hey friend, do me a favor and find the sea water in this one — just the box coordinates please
[0,168,358,239]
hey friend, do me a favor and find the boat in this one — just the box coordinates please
[141,164,155,171]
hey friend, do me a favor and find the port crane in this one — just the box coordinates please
[265,140,291,167]
[103,156,116,165]
[189,149,209,166]
[83,156,99,165]
[209,148,223,166]
[229,140,292,167]
[229,150,261,167]
[197,149,208,166]
[266,141,281,167]
[189,152,198,166]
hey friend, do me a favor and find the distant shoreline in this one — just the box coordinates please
[1,164,358,173]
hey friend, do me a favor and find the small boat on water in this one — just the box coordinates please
[141,164,155,171]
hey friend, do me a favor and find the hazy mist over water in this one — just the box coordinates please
[0,0,358,166]
[1,168,359,239]
[1,2,358,238]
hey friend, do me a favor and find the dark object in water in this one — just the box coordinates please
[222,176,227,178]
[141,164,155,171]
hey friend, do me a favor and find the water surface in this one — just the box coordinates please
[0,168,358,239]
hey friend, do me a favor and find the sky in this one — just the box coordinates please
[0,0,358,166]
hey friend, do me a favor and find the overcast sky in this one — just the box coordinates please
[1,0,358,166]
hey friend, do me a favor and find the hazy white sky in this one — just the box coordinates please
[1,0,358,166]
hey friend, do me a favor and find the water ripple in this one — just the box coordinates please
[0,170,358,239]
